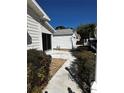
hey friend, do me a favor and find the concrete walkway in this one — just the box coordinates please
[43,50,82,93]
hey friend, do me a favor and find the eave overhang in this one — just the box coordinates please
[27,0,50,21]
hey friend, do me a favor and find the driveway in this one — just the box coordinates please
[43,50,82,93]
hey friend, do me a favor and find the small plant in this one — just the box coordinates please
[27,49,51,93]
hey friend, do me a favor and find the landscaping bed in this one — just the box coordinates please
[53,48,70,51]
[49,58,66,78]
[70,46,96,93]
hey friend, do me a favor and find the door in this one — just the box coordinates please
[42,33,51,51]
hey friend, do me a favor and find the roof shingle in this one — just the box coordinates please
[53,29,73,36]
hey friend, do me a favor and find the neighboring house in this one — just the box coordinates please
[27,0,55,51]
[53,29,80,49]
[72,31,81,48]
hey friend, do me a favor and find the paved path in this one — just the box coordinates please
[43,50,82,93]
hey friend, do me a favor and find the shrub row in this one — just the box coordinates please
[71,46,96,93]
[27,49,51,93]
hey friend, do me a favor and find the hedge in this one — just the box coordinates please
[70,46,96,93]
[27,49,51,93]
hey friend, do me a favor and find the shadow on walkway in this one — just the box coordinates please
[67,87,75,93]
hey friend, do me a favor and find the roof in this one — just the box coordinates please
[44,21,56,33]
[53,29,74,36]
[27,0,50,21]
[27,0,55,32]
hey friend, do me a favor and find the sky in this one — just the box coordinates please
[36,0,97,29]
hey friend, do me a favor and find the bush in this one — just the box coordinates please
[70,47,96,93]
[27,49,51,93]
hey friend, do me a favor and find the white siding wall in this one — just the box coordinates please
[27,6,52,50]
[53,36,73,49]
[27,14,41,50]
[71,33,81,48]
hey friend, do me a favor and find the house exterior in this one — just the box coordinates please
[53,29,80,49]
[27,0,55,51]
[72,31,81,48]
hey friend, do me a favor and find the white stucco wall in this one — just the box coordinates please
[53,35,73,49]
[27,6,52,50]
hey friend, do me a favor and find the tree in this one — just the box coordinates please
[76,24,96,45]
[55,26,66,30]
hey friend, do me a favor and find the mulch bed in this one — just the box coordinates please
[53,48,70,51]
[49,58,66,78]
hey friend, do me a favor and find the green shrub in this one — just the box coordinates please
[27,49,51,93]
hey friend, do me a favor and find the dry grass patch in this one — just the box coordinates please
[53,48,70,51]
[49,58,66,78]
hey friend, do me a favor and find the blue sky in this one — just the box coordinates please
[36,0,97,28]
